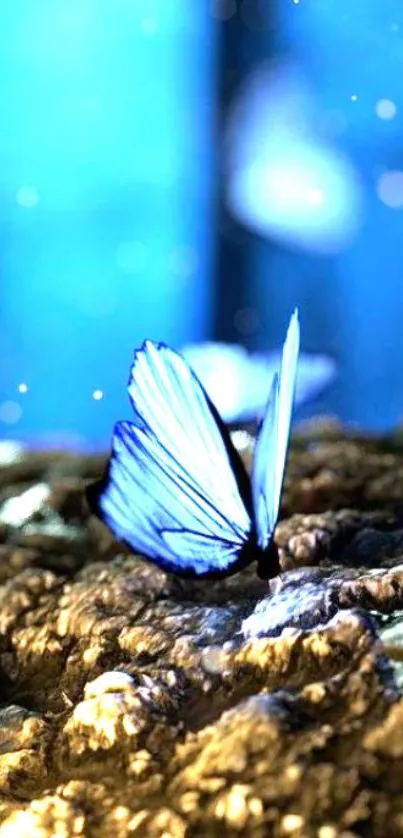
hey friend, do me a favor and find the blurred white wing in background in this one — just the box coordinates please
[181,341,335,423]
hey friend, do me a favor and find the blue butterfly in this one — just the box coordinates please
[87,310,300,579]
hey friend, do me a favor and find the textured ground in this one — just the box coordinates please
[0,424,403,836]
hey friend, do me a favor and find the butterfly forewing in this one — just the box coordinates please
[87,342,252,576]
[252,310,300,551]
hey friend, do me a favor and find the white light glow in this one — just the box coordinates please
[226,62,363,255]
[307,188,324,205]
[92,389,104,400]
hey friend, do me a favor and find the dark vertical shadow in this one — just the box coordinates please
[214,5,253,343]
[213,0,278,344]
[213,3,339,400]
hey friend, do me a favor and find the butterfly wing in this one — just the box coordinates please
[87,341,253,577]
[252,309,300,550]
[181,341,334,424]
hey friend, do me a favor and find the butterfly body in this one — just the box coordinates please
[87,311,300,579]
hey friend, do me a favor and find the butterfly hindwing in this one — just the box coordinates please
[87,341,253,576]
[252,310,300,551]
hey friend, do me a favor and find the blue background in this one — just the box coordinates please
[1,0,403,447]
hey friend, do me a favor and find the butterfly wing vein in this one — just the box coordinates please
[92,342,251,575]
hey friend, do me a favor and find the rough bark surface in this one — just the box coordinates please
[0,425,403,836]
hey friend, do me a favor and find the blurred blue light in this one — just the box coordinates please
[226,62,364,255]
[226,0,403,431]
[0,0,216,449]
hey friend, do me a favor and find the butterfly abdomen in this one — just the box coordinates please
[255,538,281,580]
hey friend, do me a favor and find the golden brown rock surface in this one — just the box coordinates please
[0,426,403,836]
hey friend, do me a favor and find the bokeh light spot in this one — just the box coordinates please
[350,94,358,102]
[377,170,403,208]
[141,17,157,35]
[375,99,397,121]
[16,186,39,208]
[18,383,28,393]
[92,390,104,401]
[0,401,22,424]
